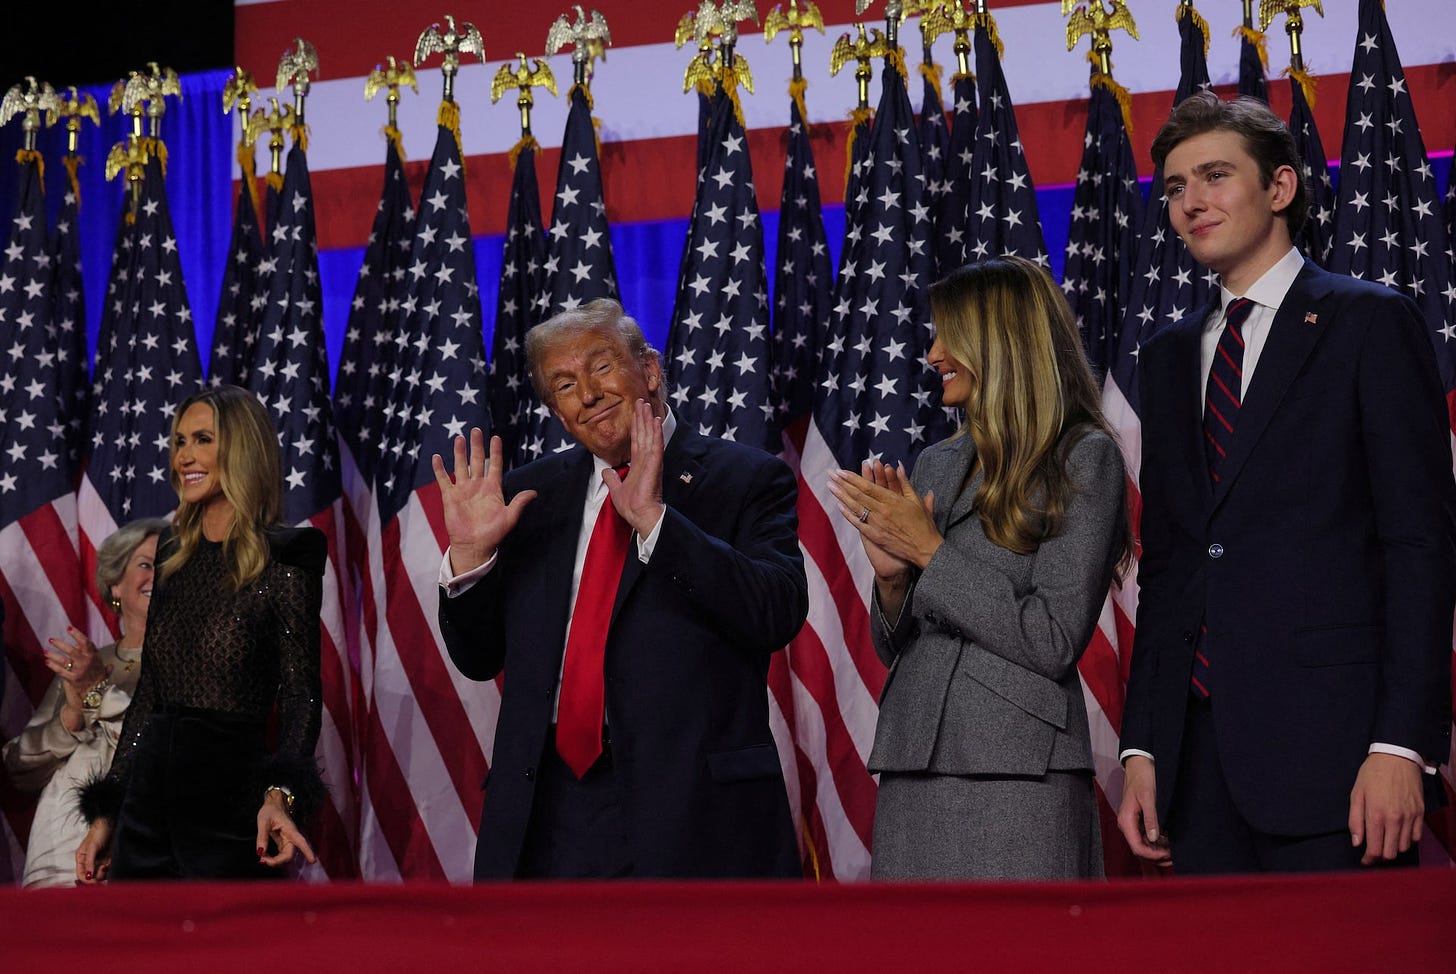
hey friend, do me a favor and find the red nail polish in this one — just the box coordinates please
[257,846,265,856]
[85,870,92,879]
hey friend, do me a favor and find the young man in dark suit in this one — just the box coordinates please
[433,299,807,880]
[1118,92,1455,874]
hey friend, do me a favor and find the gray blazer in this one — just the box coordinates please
[867,429,1126,778]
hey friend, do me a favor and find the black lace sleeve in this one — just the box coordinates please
[252,527,327,821]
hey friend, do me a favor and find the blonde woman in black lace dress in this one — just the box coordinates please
[76,385,326,881]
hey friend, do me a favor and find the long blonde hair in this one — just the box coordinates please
[161,385,284,591]
[929,256,1131,577]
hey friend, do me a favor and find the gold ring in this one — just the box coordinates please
[66,660,74,670]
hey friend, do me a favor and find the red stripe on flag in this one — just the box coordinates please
[361,704,449,880]
[1078,623,1125,736]
[794,479,885,701]
[378,516,487,822]
[768,651,834,880]
[782,622,877,851]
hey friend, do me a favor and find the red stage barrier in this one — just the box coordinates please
[2,869,1452,971]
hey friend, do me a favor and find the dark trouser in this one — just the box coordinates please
[516,727,632,880]
[111,707,280,881]
[1167,695,1418,875]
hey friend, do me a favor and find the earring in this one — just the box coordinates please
[109,597,122,612]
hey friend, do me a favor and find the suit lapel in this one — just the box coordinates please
[1210,263,1332,511]
[940,437,982,531]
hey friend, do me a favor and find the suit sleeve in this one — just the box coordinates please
[907,432,1127,683]
[1357,292,1456,761]
[642,452,809,655]
[0,676,78,792]
[439,566,510,681]
[1121,354,1174,757]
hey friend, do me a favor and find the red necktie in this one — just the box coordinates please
[556,464,630,777]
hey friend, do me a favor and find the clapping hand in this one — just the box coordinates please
[44,626,110,733]
[829,460,942,576]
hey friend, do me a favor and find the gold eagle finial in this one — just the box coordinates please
[1258,0,1322,32]
[415,14,487,102]
[492,53,558,136]
[1,77,60,149]
[365,56,419,130]
[1064,1,1138,77]
[546,6,613,87]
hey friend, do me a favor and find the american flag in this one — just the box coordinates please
[489,137,547,469]
[51,160,89,476]
[665,85,775,451]
[244,141,359,879]
[914,58,950,279]
[1096,0,1215,873]
[0,151,85,882]
[1325,0,1456,862]
[360,116,494,882]
[208,165,265,388]
[1236,19,1269,102]
[958,17,1047,267]
[789,50,950,880]
[1288,72,1336,267]
[938,67,976,277]
[331,129,415,880]
[766,77,835,875]
[335,133,416,490]
[770,90,832,429]
[524,84,617,460]
[1061,73,1144,380]
[77,154,203,618]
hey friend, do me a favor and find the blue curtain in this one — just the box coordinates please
[0,69,233,379]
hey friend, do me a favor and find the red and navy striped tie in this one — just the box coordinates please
[1193,298,1253,699]
[1202,297,1254,482]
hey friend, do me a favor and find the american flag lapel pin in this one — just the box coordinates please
[1303,311,1318,325]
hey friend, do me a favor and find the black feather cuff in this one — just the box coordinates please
[253,753,328,823]
[77,772,127,825]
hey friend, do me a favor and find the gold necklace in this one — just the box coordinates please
[115,643,141,671]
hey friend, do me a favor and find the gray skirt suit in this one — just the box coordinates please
[868,429,1127,880]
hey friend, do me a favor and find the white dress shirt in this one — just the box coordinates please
[1123,249,1431,774]
[439,410,675,719]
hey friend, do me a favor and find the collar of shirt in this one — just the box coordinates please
[1200,247,1306,410]
[1208,246,1305,329]
[586,407,678,502]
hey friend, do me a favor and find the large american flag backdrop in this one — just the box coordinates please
[1,0,1453,880]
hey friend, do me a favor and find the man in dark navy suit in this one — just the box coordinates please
[433,299,806,880]
[1118,92,1455,874]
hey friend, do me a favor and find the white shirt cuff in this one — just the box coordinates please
[1368,742,1437,775]
[1119,748,1155,766]
[635,507,666,562]
[439,547,498,597]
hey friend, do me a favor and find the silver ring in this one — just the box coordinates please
[65,660,74,671]
[857,507,870,524]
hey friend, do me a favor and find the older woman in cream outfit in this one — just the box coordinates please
[3,518,167,888]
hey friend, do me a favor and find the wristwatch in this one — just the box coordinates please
[82,680,110,710]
